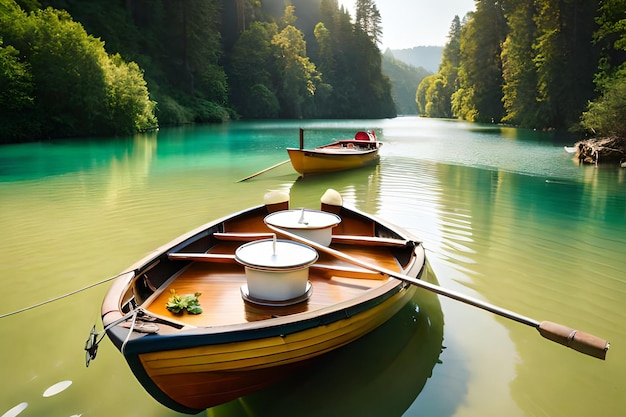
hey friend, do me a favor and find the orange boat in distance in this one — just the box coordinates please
[287,129,382,176]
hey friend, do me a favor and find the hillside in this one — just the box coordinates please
[382,51,430,115]
[389,46,443,74]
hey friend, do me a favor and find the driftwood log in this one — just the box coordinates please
[574,137,626,165]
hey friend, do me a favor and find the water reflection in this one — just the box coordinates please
[289,163,382,213]
[104,132,157,207]
[211,270,444,417]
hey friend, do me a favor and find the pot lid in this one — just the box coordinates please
[235,238,318,269]
[264,208,341,230]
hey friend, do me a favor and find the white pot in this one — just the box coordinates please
[264,209,341,246]
[235,238,318,301]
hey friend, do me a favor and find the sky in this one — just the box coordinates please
[338,0,476,49]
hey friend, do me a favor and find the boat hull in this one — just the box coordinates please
[287,142,381,176]
[133,283,416,411]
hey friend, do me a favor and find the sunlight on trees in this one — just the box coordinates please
[416,0,625,139]
[0,3,156,141]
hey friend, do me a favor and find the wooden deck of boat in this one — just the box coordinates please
[144,242,401,328]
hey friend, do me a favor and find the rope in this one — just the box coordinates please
[85,308,141,367]
[120,309,139,354]
[0,271,133,319]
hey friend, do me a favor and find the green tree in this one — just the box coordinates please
[442,17,462,83]
[272,7,320,118]
[26,8,111,137]
[579,0,626,138]
[157,0,228,122]
[416,73,448,117]
[0,3,156,140]
[229,21,279,118]
[453,1,506,123]
[593,0,626,88]
[415,74,429,116]
[312,21,335,116]
[316,1,357,115]
[501,0,539,127]
[451,84,478,121]
[104,54,157,135]
[580,76,626,138]
[314,22,334,80]
[533,0,599,129]
[0,40,37,142]
[416,15,462,118]
[355,0,383,45]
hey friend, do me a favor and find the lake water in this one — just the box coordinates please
[1,117,624,417]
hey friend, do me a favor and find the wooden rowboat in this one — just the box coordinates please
[95,189,426,413]
[287,130,382,176]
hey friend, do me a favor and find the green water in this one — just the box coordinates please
[1,118,624,417]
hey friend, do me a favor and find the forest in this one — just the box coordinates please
[417,0,626,141]
[0,0,398,143]
[0,0,623,144]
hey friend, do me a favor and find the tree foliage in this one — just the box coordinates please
[455,1,507,123]
[533,0,598,129]
[0,2,156,142]
[0,0,400,141]
[420,0,625,138]
[417,16,461,117]
[580,0,626,138]
[355,0,383,45]
[17,0,625,143]
[228,21,280,118]
[580,76,626,138]
[272,7,321,118]
[0,40,37,140]
[501,0,539,127]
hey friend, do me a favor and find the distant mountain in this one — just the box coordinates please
[382,50,430,115]
[389,46,444,74]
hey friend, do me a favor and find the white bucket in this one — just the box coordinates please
[264,209,341,246]
[235,238,318,301]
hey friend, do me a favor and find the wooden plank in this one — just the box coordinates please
[330,235,409,247]
[169,253,236,262]
[169,252,384,280]
[213,232,274,241]
[213,231,408,247]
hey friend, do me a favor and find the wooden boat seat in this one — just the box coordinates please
[168,253,236,263]
[167,252,387,280]
[212,232,407,247]
[168,253,387,279]
[330,235,409,247]
[213,232,274,241]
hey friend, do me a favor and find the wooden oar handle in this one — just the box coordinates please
[538,321,609,360]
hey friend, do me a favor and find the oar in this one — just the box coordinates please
[266,224,610,360]
[237,159,291,182]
